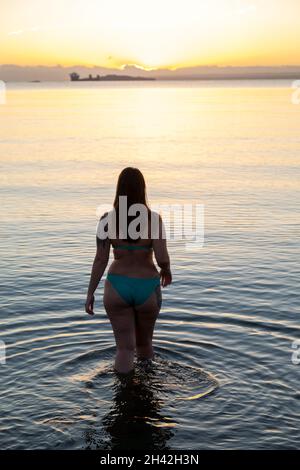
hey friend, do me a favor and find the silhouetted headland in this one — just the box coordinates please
[70,72,156,82]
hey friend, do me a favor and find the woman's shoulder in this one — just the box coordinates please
[148,210,165,239]
[148,209,162,222]
[98,209,117,226]
[96,210,116,240]
[99,209,115,220]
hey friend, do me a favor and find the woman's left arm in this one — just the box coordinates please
[85,236,110,315]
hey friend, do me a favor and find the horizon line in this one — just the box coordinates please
[2,63,300,70]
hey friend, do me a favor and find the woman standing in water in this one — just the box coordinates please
[85,167,172,374]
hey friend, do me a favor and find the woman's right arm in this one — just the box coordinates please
[152,215,172,287]
[85,214,111,315]
[85,236,110,315]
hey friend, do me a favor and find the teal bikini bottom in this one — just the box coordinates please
[106,273,160,307]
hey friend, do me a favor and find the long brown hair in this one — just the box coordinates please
[113,167,150,242]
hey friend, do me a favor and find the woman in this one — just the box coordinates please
[85,167,172,374]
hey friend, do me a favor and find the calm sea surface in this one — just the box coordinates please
[0,80,299,449]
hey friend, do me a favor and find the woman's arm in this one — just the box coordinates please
[152,215,172,287]
[85,236,110,315]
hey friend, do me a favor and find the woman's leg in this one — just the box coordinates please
[104,280,136,374]
[134,285,161,360]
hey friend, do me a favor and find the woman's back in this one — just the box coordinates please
[108,210,159,277]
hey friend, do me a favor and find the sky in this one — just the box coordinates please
[1,0,300,70]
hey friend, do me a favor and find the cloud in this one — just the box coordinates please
[238,4,257,15]
[8,26,40,36]
[234,1,257,16]
[8,30,24,36]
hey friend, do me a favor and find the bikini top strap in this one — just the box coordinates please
[113,243,152,251]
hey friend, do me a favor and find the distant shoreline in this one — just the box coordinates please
[160,74,300,81]
[2,76,299,84]
[71,74,300,81]
[161,75,300,81]
[0,74,300,84]
[1,64,300,82]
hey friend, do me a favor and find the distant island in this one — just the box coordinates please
[1,65,300,82]
[70,72,156,82]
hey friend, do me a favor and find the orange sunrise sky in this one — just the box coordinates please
[1,0,300,70]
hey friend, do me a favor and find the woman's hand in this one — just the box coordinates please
[85,294,95,316]
[160,269,172,288]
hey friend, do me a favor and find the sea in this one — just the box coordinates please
[0,79,299,449]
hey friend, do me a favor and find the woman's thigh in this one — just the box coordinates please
[104,280,136,349]
[134,284,162,346]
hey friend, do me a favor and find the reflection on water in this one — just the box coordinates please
[91,363,175,451]
[0,81,300,449]
[83,356,218,450]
